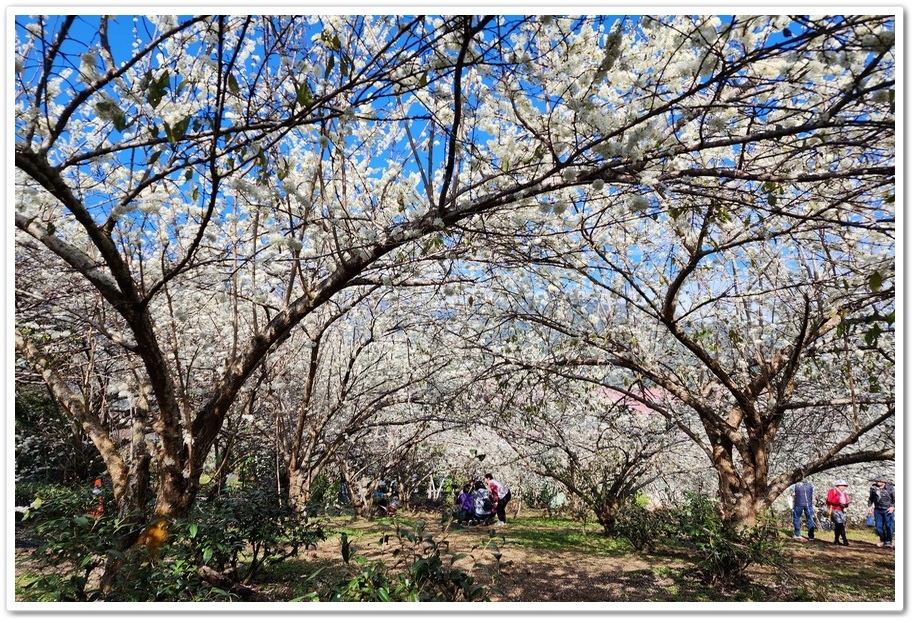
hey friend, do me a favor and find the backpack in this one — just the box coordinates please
[483,499,494,512]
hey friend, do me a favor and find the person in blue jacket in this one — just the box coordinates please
[790,479,817,540]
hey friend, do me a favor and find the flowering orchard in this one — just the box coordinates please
[14,15,895,532]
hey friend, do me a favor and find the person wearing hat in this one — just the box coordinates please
[826,479,851,546]
[867,475,895,548]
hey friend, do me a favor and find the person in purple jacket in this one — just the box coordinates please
[455,483,475,524]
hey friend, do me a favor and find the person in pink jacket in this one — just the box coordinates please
[826,479,851,546]
[484,473,512,526]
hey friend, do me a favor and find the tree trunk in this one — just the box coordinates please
[287,464,310,513]
[595,500,621,536]
[337,457,369,518]
[722,492,760,527]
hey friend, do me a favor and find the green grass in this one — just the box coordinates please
[500,523,630,557]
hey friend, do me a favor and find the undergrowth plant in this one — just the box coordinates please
[308,511,495,601]
[609,497,675,552]
[608,492,789,587]
[671,493,788,587]
[16,482,325,601]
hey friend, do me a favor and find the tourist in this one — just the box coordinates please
[866,475,895,548]
[790,478,816,540]
[485,473,512,525]
[825,479,850,546]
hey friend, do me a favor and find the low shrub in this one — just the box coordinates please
[670,493,787,587]
[16,482,325,601]
[609,499,676,552]
[307,513,493,601]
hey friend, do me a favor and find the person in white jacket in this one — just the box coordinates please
[472,481,495,524]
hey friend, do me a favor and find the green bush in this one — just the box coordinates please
[16,482,325,601]
[185,483,325,582]
[15,385,104,486]
[309,515,492,602]
[15,482,123,600]
[306,472,345,510]
[610,493,788,587]
[670,493,787,587]
[16,480,107,521]
[609,498,675,552]
[19,512,116,601]
[519,484,555,510]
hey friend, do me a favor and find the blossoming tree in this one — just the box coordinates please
[14,14,895,534]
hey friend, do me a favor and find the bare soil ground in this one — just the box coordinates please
[292,511,897,603]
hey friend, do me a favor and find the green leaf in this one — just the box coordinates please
[835,319,848,338]
[868,271,883,292]
[325,55,336,79]
[164,117,190,144]
[188,523,198,538]
[227,72,239,94]
[340,532,352,564]
[95,99,120,120]
[865,324,882,347]
[321,31,342,51]
[112,112,130,132]
[147,70,170,109]
[296,82,313,108]
[869,375,881,393]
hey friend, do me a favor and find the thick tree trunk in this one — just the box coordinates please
[722,492,760,527]
[287,465,310,513]
[714,458,766,527]
[595,500,622,536]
